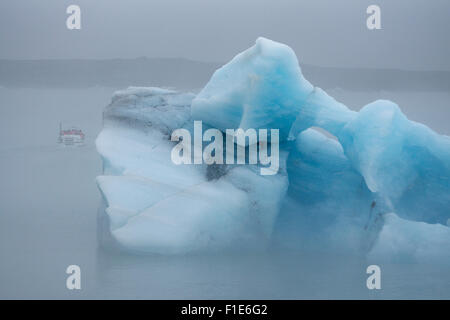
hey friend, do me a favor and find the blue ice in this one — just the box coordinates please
[96,39,450,262]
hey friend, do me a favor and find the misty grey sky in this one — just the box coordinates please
[0,0,449,70]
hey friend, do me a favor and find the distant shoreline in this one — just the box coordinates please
[0,58,449,92]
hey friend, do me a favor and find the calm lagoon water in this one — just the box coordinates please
[0,87,449,299]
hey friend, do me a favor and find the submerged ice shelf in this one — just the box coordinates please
[96,38,450,262]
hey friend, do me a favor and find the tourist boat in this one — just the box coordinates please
[58,122,85,146]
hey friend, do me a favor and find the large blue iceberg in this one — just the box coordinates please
[96,38,450,262]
